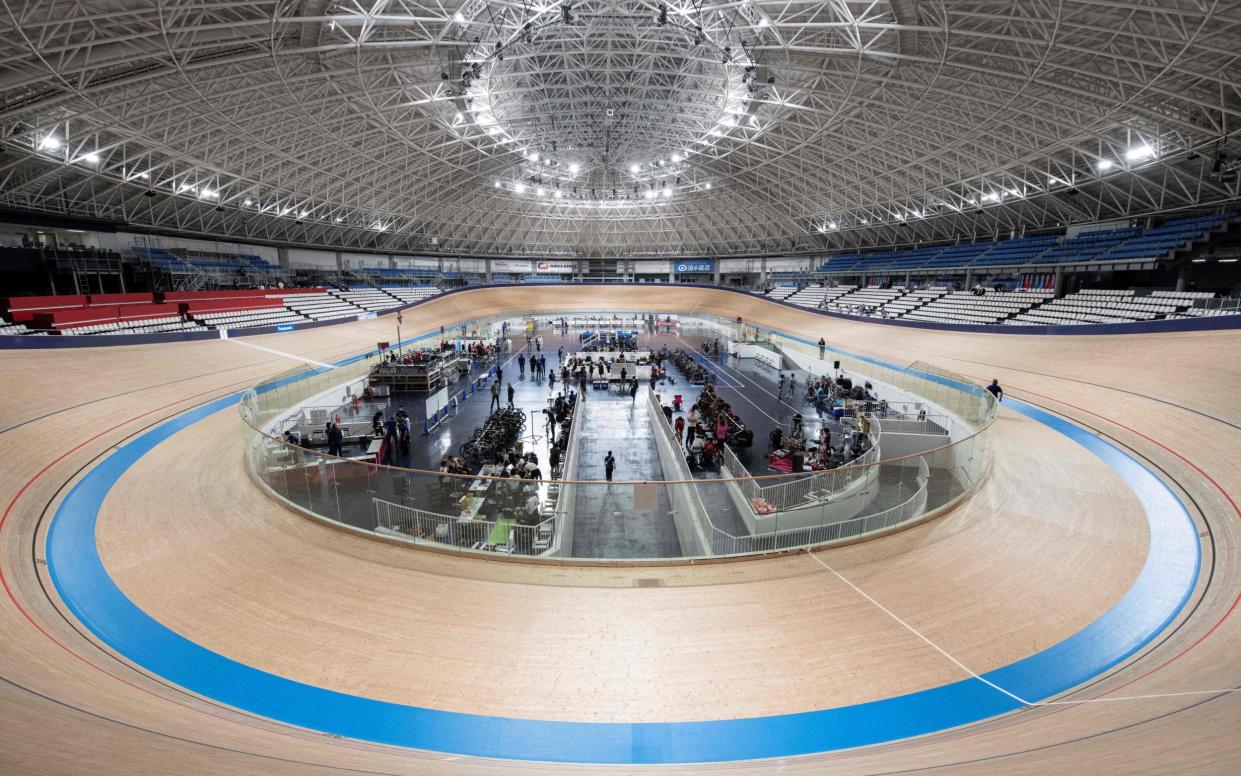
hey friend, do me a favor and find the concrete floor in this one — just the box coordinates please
[570,398,682,559]
[279,322,913,557]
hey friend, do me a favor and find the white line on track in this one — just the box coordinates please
[677,333,830,431]
[705,342,803,414]
[672,335,785,425]
[228,337,337,369]
[804,549,1034,707]
[806,549,1241,706]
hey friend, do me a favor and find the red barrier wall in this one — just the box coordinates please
[87,293,156,307]
[180,298,285,315]
[160,287,323,303]
[117,303,180,321]
[33,307,121,328]
[2,295,88,314]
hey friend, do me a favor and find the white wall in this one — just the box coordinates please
[492,259,532,273]
[634,260,671,274]
[393,255,439,269]
[340,251,388,269]
[719,258,760,272]
[288,248,337,269]
[766,257,813,271]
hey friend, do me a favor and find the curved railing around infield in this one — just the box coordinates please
[239,312,996,562]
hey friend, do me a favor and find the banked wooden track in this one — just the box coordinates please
[1,285,1239,774]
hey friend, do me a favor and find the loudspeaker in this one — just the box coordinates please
[833,360,840,370]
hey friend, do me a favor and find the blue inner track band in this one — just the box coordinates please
[44,326,1200,764]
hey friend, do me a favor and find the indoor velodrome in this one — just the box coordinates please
[2,3,1241,775]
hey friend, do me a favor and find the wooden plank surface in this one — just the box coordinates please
[1,286,1239,774]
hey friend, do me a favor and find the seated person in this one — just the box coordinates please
[520,492,542,524]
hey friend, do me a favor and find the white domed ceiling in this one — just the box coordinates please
[0,0,1238,256]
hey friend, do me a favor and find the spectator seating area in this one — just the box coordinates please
[814,212,1236,274]
[333,288,404,312]
[192,309,307,330]
[1008,289,1216,326]
[0,314,40,335]
[765,285,799,301]
[782,285,856,308]
[822,286,905,313]
[283,292,373,321]
[60,315,201,336]
[131,246,290,284]
[384,286,441,304]
[879,287,949,317]
[906,290,1055,325]
[768,282,1231,327]
[0,285,445,336]
[361,267,438,283]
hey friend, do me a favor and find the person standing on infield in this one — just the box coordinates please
[604,451,616,482]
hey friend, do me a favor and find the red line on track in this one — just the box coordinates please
[0,345,393,752]
[2,341,1235,754]
[945,378,1240,740]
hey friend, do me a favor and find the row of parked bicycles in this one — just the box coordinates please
[459,406,526,469]
[669,349,713,385]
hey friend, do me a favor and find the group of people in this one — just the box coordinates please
[800,374,879,416]
[543,392,576,448]
[669,386,749,470]
[517,352,551,380]
[767,411,873,474]
[371,407,411,465]
[462,340,497,360]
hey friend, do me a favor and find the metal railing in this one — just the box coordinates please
[705,458,930,556]
[240,311,997,562]
[1192,297,1241,313]
[717,421,882,514]
[374,499,557,556]
[876,417,951,435]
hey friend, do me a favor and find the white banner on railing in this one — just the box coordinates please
[424,386,449,417]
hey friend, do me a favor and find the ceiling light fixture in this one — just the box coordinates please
[38,135,61,150]
[1125,143,1155,162]
[1096,158,1114,171]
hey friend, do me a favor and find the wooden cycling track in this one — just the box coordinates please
[1,285,1238,774]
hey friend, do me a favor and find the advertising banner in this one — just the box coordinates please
[674,259,715,273]
[535,261,576,274]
